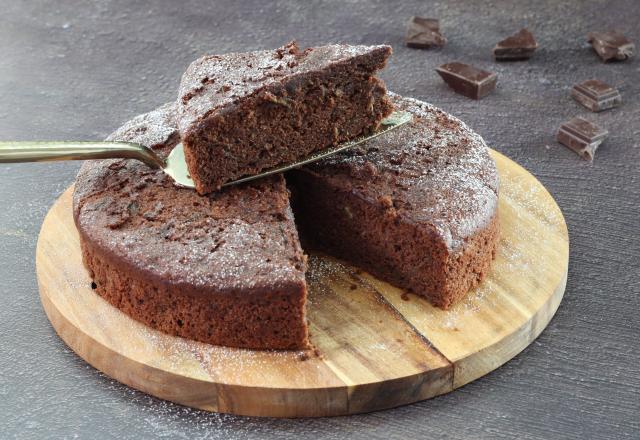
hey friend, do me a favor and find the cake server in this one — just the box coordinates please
[0,111,412,190]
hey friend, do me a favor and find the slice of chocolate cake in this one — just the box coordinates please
[73,103,309,350]
[177,41,394,194]
[288,93,499,309]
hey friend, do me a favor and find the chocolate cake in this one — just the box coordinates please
[73,103,310,349]
[288,93,499,308]
[177,41,394,194]
[74,93,499,349]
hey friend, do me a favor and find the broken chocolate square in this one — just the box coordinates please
[557,117,608,160]
[571,79,622,112]
[435,62,497,99]
[588,31,634,62]
[493,28,538,61]
[405,16,447,49]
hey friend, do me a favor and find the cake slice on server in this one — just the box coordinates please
[177,41,394,194]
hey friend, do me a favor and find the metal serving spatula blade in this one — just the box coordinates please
[0,111,412,190]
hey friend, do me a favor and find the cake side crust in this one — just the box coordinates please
[80,238,309,349]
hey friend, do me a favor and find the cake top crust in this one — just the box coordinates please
[177,41,391,130]
[73,104,307,294]
[301,93,499,251]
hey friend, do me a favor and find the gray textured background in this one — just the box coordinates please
[1,1,639,439]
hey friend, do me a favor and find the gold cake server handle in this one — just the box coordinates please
[0,141,165,168]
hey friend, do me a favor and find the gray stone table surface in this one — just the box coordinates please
[1,0,638,439]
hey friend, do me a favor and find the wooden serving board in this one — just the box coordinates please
[36,150,569,418]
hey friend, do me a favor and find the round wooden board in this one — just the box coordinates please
[36,150,568,418]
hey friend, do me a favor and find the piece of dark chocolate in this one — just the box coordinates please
[405,16,447,49]
[493,28,538,61]
[588,31,635,62]
[571,79,622,112]
[435,62,497,99]
[557,117,608,160]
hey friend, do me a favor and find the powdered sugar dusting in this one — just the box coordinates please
[307,92,499,251]
[74,103,306,292]
[178,41,390,129]
[135,322,317,385]
[440,158,565,329]
[106,102,179,149]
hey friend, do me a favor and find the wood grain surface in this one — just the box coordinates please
[36,150,568,417]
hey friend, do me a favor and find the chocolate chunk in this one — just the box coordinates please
[571,80,622,112]
[405,17,447,49]
[557,117,608,160]
[435,62,497,99]
[493,29,538,61]
[588,31,634,62]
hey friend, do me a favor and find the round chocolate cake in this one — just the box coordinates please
[73,94,499,350]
